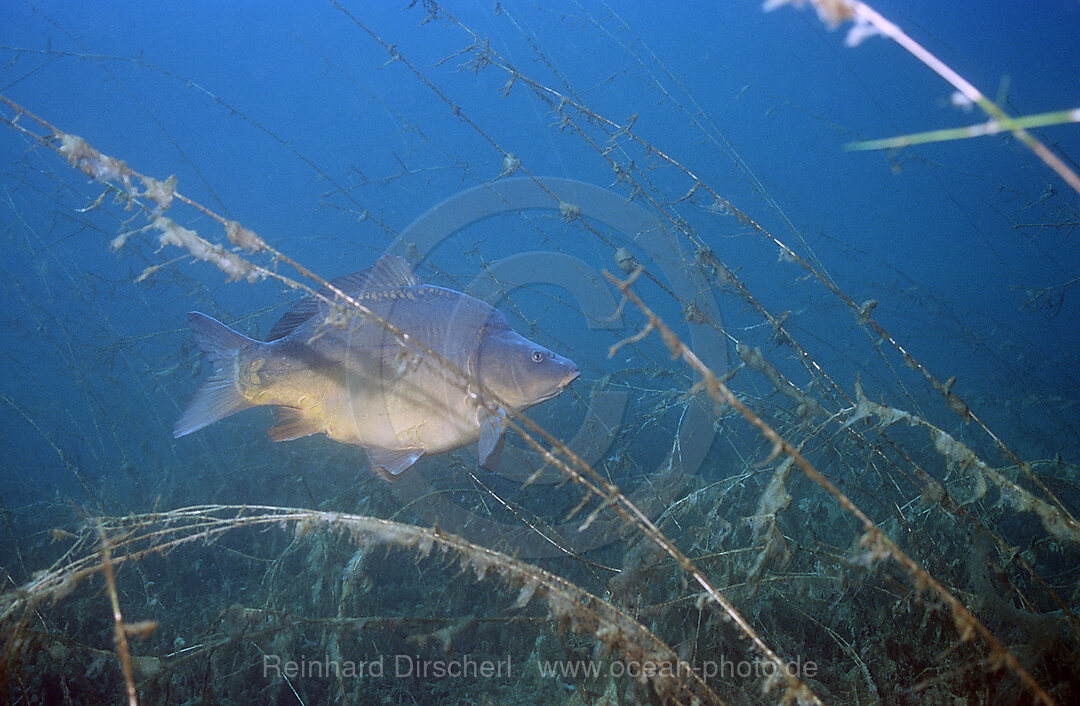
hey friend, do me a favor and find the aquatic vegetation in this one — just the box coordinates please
[0,2,1077,705]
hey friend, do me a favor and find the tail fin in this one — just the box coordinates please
[173,312,257,438]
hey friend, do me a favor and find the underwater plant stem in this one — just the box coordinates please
[851,3,977,102]
[422,5,1058,524]
[849,2,1080,196]
[36,508,721,705]
[845,108,1080,151]
[0,392,100,510]
[0,93,769,702]
[97,523,138,706]
[605,267,1057,706]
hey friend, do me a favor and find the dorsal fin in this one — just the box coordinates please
[265,255,422,341]
[362,254,422,290]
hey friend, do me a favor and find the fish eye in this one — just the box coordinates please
[531,350,545,363]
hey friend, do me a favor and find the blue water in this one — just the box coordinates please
[1,1,1078,702]
[1,0,1077,549]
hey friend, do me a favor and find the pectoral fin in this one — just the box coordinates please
[366,447,424,479]
[268,407,323,442]
[478,408,507,470]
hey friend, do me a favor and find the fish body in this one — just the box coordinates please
[174,256,579,478]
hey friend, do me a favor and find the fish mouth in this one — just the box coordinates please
[532,368,580,405]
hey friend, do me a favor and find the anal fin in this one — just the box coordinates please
[366,447,424,479]
[268,407,323,442]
